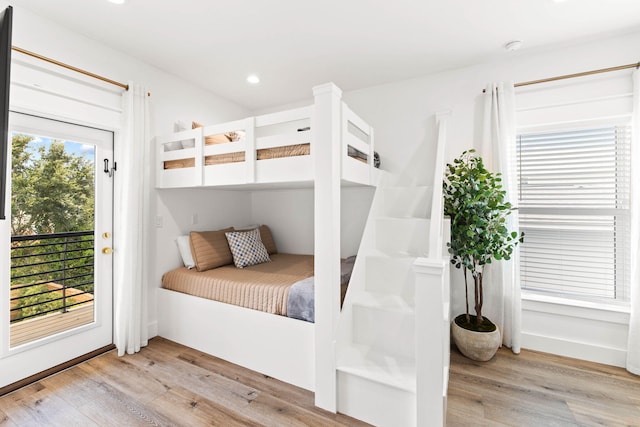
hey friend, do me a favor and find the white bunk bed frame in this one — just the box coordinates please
[156,83,375,400]
[156,90,374,190]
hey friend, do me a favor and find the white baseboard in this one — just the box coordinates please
[521,332,627,368]
[147,320,158,339]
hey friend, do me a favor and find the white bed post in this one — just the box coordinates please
[414,258,448,426]
[244,117,256,183]
[414,111,451,426]
[312,82,342,412]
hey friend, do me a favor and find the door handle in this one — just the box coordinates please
[104,159,117,178]
[102,247,113,254]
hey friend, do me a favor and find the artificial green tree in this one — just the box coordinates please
[443,149,524,331]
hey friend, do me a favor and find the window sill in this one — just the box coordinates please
[521,290,630,325]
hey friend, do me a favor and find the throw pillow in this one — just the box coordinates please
[225,228,270,268]
[235,224,278,255]
[189,227,234,271]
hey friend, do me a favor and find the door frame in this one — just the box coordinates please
[0,112,114,387]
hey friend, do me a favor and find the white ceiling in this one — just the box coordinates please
[15,0,640,111]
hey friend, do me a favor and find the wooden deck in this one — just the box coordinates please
[10,303,94,347]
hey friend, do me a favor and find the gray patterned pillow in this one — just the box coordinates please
[225,228,271,268]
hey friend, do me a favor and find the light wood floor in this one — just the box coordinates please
[1,338,639,426]
[448,346,640,426]
[0,337,369,427]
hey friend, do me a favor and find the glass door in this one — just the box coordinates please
[0,113,113,387]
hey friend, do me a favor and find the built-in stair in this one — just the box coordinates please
[335,113,451,426]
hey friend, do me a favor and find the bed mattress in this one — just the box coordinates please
[161,253,314,316]
[164,142,368,170]
[163,157,195,170]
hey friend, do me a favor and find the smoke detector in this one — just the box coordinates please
[504,40,523,52]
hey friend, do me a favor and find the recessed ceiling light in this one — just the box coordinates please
[504,40,523,52]
[246,74,260,84]
[108,0,126,4]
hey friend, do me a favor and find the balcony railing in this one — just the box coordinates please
[10,231,95,324]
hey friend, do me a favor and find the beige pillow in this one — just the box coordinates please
[258,225,277,255]
[192,121,234,145]
[189,227,234,271]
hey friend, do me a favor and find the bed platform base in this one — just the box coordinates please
[157,288,315,391]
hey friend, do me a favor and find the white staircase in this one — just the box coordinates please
[335,113,451,426]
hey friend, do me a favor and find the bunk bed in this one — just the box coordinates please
[156,98,375,190]
[156,83,377,392]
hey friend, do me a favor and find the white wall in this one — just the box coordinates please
[1,3,251,342]
[250,189,314,255]
[155,188,252,263]
[249,186,374,257]
[339,30,640,367]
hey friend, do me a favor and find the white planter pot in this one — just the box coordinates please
[451,317,501,362]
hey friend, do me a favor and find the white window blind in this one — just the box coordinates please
[517,125,631,301]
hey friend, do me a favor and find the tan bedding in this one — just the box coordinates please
[205,151,245,166]
[164,142,368,170]
[164,157,196,170]
[202,144,311,167]
[257,143,310,160]
[162,253,314,316]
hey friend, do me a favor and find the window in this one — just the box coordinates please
[516,124,631,302]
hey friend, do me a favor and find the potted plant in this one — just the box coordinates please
[443,149,524,361]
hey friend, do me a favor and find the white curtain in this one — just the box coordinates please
[114,83,150,356]
[627,70,640,375]
[481,82,521,353]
